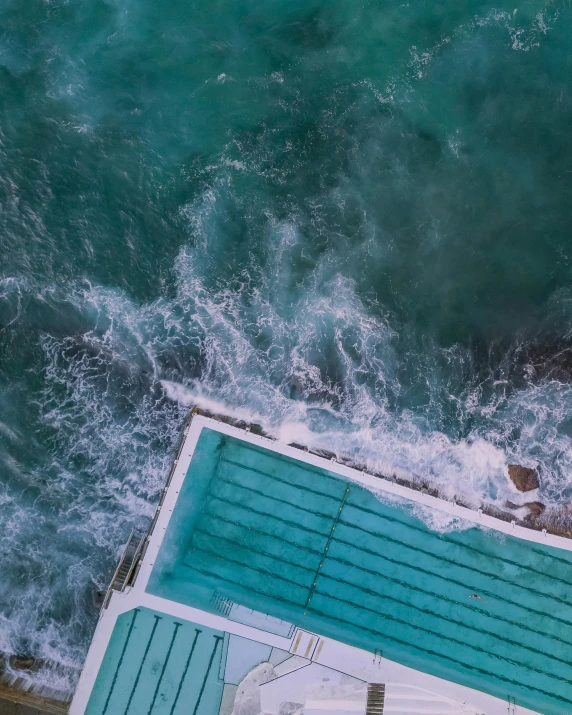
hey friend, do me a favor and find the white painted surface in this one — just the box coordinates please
[259,663,358,714]
[311,636,538,715]
[304,702,365,714]
[69,414,554,715]
[304,682,367,715]
[384,683,481,714]
[272,655,309,678]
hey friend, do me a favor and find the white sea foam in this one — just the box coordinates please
[32,227,568,518]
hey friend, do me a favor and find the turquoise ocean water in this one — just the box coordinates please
[1,0,572,690]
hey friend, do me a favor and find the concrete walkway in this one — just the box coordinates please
[0,689,68,715]
[0,695,52,714]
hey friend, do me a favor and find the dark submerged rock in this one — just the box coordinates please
[8,655,35,671]
[506,500,546,520]
[92,589,105,610]
[523,501,546,519]
[518,340,572,382]
[508,464,539,492]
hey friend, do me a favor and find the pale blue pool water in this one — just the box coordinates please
[148,428,572,715]
[85,607,225,715]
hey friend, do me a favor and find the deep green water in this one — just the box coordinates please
[1,0,572,689]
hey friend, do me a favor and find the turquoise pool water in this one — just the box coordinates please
[85,607,225,715]
[148,428,572,714]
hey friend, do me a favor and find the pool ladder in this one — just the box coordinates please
[103,530,146,608]
[211,591,233,617]
[366,683,385,715]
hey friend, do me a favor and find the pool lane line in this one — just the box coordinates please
[216,456,572,584]
[198,496,572,625]
[217,459,346,507]
[306,602,572,709]
[124,614,162,715]
[215,475,572,597]
[340,516,572,608]
[188,526,572,663]
[192,635,224,715]
[208,480,572,606]
[192,514,572,648]
[202,493,331,541]
[169,628,201,715]
[219,452,344,492]
[186,561,571,693]
[102,608,140,715]
[305,487,350,612]
[147,621,182,715]
[210,475,338,521]
[342,501,572,587]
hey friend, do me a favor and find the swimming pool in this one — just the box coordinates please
[84,607,225,715]
[147,428,572,715]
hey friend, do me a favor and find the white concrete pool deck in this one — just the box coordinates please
[70,415,571,715]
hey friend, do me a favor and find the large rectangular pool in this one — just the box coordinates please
[147,428,572,714]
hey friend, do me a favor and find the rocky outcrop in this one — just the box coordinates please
[516,340,572,382]
[508,464,539,492]
[92,589,105,610]
[523,501,546,519]
[505,500,546,521]
[8,656,35,671]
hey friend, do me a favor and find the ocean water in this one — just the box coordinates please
[1,0,572,691]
